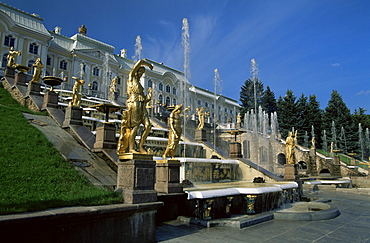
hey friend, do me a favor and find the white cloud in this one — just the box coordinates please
[356,90,370,95]
[331,63,341,67]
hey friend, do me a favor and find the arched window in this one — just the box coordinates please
[4,35,15,47]
[278,153,286,165]
[60,60,67,70]
[173,98,177,105]
[197,100,201,106]
[93,67,100,76]
[158,94,163,104]
[172,87,176,95]
[2,54,7,67]
[166,85,171,93]
[148,79,153,88]
[166,96,171,106]
[298,161,307,171]
[29,42,39,55]
[158,83,163,91]
[92,81,98,90]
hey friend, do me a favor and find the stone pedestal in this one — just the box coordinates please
[155,160,183,193]
[334,155,340,165]
[14,72,27,86]
[229,142,242,158]
[117,155,157,204]
[42,91,59,110]
[4,66,15,78]
[26,81,41,96]
[195,129,207,142]
[62,106,83,128]
[284,164,298,181]
[308,148,318,176]
[93,122,117,150]
[351,157,356,166]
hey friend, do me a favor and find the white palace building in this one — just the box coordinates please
[0,2,240,124]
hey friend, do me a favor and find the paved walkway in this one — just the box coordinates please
[156,190,370,242]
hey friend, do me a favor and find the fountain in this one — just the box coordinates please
[41,76,63,110]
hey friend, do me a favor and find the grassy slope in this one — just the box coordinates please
[0,83,121,215]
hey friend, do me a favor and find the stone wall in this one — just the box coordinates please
[0,202,162,243]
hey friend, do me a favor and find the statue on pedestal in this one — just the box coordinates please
[6,47,21,67]
[196,107,205,130]
[126,59,153,154]
[78,24,87,35]
[163,104,182,159]
[109,76,118,101]
[286,131,297,164]
[69,77,85,107]
[30,58,44,82]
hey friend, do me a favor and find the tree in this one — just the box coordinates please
[277,90,299,139]
[296,93,309,144]
[239,77,264,117]
[323,90,356,153]
[261,86,277,120]
[353,108,370,130]
[306,95,323,148]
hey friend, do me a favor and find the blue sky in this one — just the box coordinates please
[4,0,370,113]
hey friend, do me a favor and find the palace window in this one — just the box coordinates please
[198,100,201,105]
[166,96,171,106]
[29,42,39,55]
[158,83,163,91]
[205,102,209,108]
[158,94,163,104]
[173,98,177,105]
[172,87,176,95]
[93,67,100,76]
[148,79,153,88]
[2,54,7,67]
[166,85,171,93]
[117,76,121,85]
[4,35,15,47]
[92,81,99,90]
[59,60,67,70]
[46,55,51,66]
[27,60,35,73]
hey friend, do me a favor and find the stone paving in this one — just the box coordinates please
[156,190,370,242]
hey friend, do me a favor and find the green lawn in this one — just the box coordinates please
[0,83,121,215]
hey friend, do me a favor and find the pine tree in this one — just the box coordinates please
[306,95,323,148]
[277,90,299,139]
[261,86,277,120]
[239,78,264,117]
[296,93,309,145]
[323,90,356,153]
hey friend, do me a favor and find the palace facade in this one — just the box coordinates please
[0,2,239,124]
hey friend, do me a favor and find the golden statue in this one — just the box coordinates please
[69,77,85,107]
[6,46,21,67]
[126,59,153,154]
[163,104,183,159]
[116,110,130,154]
[196,107,205,130]
[311,137,316,149]
[78,24,87,35]
[286,131,297,164]
[30,58,44,82]
[109,76,118,101]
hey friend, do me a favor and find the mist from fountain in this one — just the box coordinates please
[133,35,142,62]
[339,127,347,153]
[331,121,337,150]
[78,62,85,80]
[322,130,328,152]
[213,68,222,149]
[366,128,370,160]
[359,123,365,160]
[102,52,109,99]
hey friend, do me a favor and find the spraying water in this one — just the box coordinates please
[359,123,365,160]
[213,68,222,149]
[250,59,258,113]
[78,62,85,79]
[331,121,337,150]
[181,18,190,156]
[322,130,328,152]
[133,35,142,62]
[102,52,110,99]
[339,127,347,153]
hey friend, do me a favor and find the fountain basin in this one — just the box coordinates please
[42,76,63,86]
[274,201,340,221]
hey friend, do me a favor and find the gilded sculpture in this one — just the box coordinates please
[163,104,183,160]
[69,77,85,107]
[116,110,130,154]
[30,58,44,82]
[125,59,154,154]
[196,107,205,130]
[286,130,297,164]
[78,24,87,35]
[6,46,21,67]
[109,76,118,101]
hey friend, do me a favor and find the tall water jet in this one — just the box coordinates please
[322,130,328,152]
[359,123,365,160]
[133,35,142,62]
[102,52,109,99]
[366,128,370,160]
[331,121,337,150]
[250,59,259,164]
[181,18,191,156]
[213,68,222,149]
[339,127,347,153]
[78,62,85,80]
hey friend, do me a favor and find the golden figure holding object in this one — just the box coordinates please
[286,130,297,164]
[163,104,183,160]
[69,77,85,107]
[30,58,44,82]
